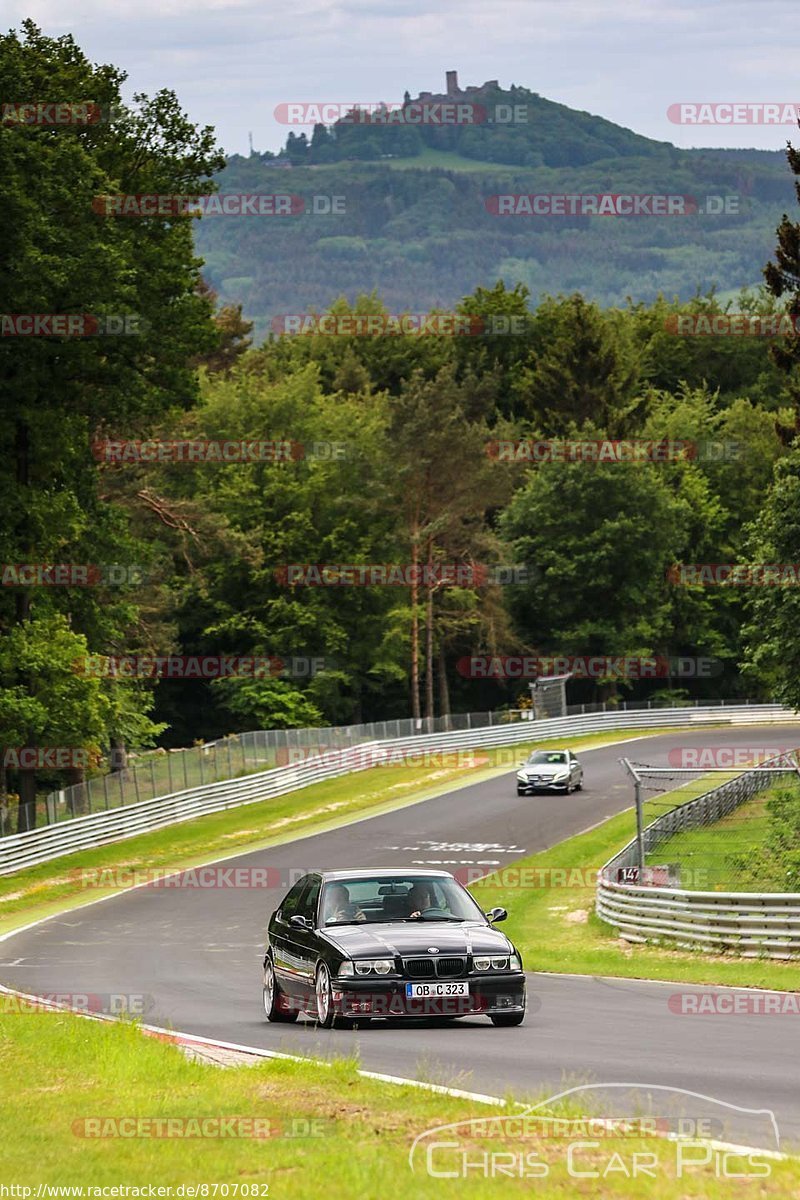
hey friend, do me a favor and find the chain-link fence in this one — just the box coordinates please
[4,710,519,837]
[621,751,800,892]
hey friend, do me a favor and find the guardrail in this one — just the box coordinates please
[2,702,799,877]
[596,752,800,958]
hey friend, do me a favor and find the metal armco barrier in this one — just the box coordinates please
[2,702,799,877]
[597,751,800,958]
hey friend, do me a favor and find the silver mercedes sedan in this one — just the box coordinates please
[516,748,584,795]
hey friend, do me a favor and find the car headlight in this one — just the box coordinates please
[509,953,521,970]
[491,957,509,970]
[473,956,492,971]
[516,771,527,780]
[338,961,355,977]
[553,771,569,781]
[354,958,394,975]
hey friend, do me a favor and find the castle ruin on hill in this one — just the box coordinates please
[417,71,500,102]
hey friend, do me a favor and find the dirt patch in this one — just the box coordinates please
[564,909,589,924]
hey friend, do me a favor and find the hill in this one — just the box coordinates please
[272,73,675,169]
[193,76,795,339]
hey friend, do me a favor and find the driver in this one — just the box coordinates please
[408,882,435,919]
[323,882,365,924]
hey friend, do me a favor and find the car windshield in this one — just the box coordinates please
[320,876,487,925]
[527,751,567,764]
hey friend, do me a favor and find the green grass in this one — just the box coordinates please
[470,791,800,990]
[1,1009,797,1194]
[307,145,518,173]
[0,727,677,937]
[644,790,773,891]
[381,146,518,172]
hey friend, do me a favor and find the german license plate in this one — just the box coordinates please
[405,981,469,998]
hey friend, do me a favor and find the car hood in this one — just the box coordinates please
[521,762,568,776]
[320,921,513,958]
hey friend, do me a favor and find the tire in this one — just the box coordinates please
[490,1011,525,1027]
[516,787,524,796]
[263,957,298,1023]
[314,962,336,1029]
[575,780,583,791]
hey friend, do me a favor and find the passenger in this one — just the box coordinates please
[323,882,365,924]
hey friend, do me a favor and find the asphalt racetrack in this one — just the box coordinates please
[3,726,799,1150]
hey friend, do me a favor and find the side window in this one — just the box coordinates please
[297,876,321,924]
[279,878,308,923]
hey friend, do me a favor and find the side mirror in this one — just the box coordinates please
[289,914,313,931]
[486,907,508,924]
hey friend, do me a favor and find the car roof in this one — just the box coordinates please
[319,868,456,882]
[529,747,570,753]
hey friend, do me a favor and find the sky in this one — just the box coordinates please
[6,0,800,157]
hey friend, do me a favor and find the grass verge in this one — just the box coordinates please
[471,792,800,990]
[0,728,677,937]
[646,785,799,892]
[0,1009,796,1195]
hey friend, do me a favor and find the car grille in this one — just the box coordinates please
[403,956,466,979]
[403,958,436,978]
[437,957,466,977]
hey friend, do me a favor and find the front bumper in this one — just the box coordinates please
[517,777,570,792]
[331,972,526,1018]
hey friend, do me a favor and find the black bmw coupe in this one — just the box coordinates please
[262,868,526,1028]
